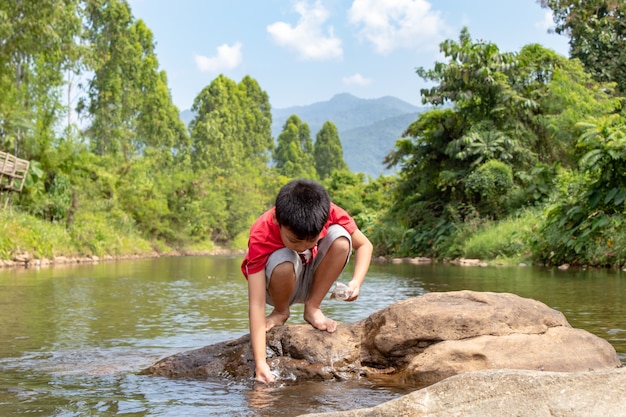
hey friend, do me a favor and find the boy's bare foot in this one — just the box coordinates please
[304,307,337,333]
[265,310,289,331]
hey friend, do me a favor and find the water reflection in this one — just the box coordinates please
[0,256,624,416]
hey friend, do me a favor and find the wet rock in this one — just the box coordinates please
[142,323,364,380]
[13,252,31,265]
[53,256,69,264]
[142,334,255,379]
[449,258,488,267]
[141,291,621,385]
[300,368,626,417]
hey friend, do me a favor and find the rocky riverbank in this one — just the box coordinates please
[0,248,245,269]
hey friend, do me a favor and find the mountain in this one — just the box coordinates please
[179,93,424,177]
[339,112,420,177]
[272,93,424,177]
[180,109,194,127]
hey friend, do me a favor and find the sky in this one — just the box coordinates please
[127,0,570,111]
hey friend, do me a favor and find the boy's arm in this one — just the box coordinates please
[247,270,275,383]
[346,229,373,300]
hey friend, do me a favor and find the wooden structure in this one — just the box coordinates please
[0,151,30,192]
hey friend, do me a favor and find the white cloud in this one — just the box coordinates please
[536,11,556,32]
[195,42,243,73]
[348,0,446,54]
[342,73,372,86]
[267,0,342,60]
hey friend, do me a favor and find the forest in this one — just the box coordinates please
[1,0,625,268]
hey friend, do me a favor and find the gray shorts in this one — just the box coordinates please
[265,224,352,306]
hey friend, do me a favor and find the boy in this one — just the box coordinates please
[241,179,373,384]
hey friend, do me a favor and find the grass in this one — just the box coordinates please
[0,209,74,259]
[460,209,541,265]
[1,208,160,261]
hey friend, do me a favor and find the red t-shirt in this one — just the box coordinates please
[241,202,358,278]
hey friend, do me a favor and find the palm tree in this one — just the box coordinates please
[447,125,518,168]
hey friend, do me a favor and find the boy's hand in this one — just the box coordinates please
[345,280,361,301]
[255,361,275,384]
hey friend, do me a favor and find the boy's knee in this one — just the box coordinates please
[330,236,351,255]
[271,261,296,282]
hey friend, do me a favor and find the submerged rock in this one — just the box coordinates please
[141,290,621,385]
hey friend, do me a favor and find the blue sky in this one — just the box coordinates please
[127,0,569,111]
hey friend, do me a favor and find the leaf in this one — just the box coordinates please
[591,216,610,231]
[604,187,619,205]
[588,190,603,208]
[614,188,626,205]
[578,227,592,239]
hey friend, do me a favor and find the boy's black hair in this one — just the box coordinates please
[275,179,331,240]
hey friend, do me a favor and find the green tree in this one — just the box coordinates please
[464,160,514,219]
[0,0,82,158]
[188,75,274,243]
[417,27,520,127]
[385,29,619,258]
[577,115,626,211]
[313,121,348,179]
[81,0,185,164]
[533,116,626,266]
[384,108,467,256]
[446,121,526,168]
[384,108,465,222]
[135,46,189,166]
[189,74,273,171]
[77,1,189,241]
[81,0,139,159]
[539,0,626,94]
[273,114,317,179]
[516,43,620,168]
[238,75,274,164]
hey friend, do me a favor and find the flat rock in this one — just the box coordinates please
[300,368,626,417]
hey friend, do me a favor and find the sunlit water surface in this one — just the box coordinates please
[0,256,624,416]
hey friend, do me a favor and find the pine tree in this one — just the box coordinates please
[273,115,317,179]
[314,121,348,179]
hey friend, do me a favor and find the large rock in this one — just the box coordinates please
[141,291,621,384]
[300,368,626,417]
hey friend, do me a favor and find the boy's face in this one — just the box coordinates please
[279,226,320,253]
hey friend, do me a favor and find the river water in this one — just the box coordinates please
[0,256,624,416]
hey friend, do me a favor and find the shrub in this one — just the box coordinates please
[461,209,539,262]
[464,160,514,219]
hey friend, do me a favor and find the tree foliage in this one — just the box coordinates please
[187,74,274,243]
[539,0,626,94]
[314,121,348,179]
[385,28,621,258]
[464,159,514,219]
[189,75,272,172]
[80,0,187,163]
[273,114,317,179]
[0,0,82,158]
[4,2,626,267]
[577,114,626,212]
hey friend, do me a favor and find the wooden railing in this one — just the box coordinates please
[0,151,30,192]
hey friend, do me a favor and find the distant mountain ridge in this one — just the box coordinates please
[180,93,424,177]
[272,93,423,177]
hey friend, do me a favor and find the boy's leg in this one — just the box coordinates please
[304,225,352,332]
[265,249,301,330]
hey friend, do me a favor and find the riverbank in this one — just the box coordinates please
[4,248,621,273]
[0,248,246,269]
[0,248,603,271]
